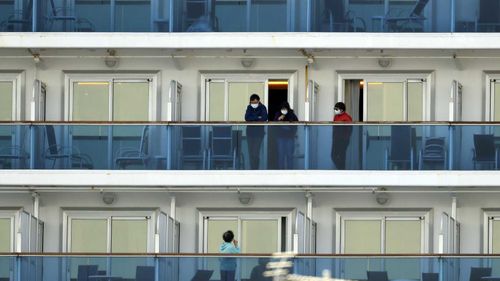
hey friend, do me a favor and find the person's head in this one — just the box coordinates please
[334,102,346,115]
[249,94,261,109]
[280,101,291,115]
[222,230,235,243]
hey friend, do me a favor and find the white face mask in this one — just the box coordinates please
[250,103,259,109]
[281,109,288,115]
[334,109,342,115]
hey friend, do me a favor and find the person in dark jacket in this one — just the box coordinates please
[274,101,298,169]
[245,94,268,169]
[331,102,353,170]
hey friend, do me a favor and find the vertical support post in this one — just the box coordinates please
[154,255,160,281]
[451,196,457,220]
[450,0,455,32]
[166,125,172,170]
[306,192,313,219]
[448,125,453,170]
[32,0,38,31]
[304,125,310,169]
[246,0,251,32]
[110,0,116,31]
[438,256,444,281]
[32,193,40,218]
[170,196,176,220]
[16,255,21,281]
[29,125,36,169]
[107,126,113,169]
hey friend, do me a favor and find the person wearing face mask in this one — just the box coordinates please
[273,101,298,169]
[245,94,268,169]
[331,102,352,170]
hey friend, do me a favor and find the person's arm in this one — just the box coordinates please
[246,107,258,121]
[274,112,281,121]
[261,106,268,122]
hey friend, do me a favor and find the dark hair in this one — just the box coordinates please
[222,230,234,243]
[280,101,291,111]
[249,94,260,102]
[334,102,346,112]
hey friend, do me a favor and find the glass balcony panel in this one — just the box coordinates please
[0,123,499,171]
[214,0,247,32]
[115,0,151,32]
[249,0,287,32]
[2,255,500,281]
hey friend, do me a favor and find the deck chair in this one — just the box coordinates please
[178,126,207,169]
[419,137,447,169]
[0,10,31,31]
[207,126,241,169]
[325,8,366,32]
[45,0,95,31]
[367,271,389,281]
[385,126,416,170]
[422,273,439,281]
[469,267,492,281]
[136,266,155,281]
[43,125,93,169]
[383,0,429,32]
[115,126,150,169]
[191,270,213,281]
[472,134,498,170]
[77,265,98,281]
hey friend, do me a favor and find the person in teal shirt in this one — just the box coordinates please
[219,230,240,281]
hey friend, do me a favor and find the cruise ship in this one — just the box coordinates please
[1,0,500,280]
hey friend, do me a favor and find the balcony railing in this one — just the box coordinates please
[1,253,500,281]
[0,0,498,33]
[1,122,500,171]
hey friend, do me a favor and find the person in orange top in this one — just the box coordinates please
[331,102,353,170]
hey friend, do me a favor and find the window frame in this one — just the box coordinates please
[0,72,24,121]
[0,210,16,253]
[62,209,157,253]
[482,209,500,253]
[64,73,160,122]
[335,209,431,254]
[337,72,432,121]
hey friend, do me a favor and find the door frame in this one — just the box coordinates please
[64,72,160,122]
[62,209,157,253]
[0,72,24,121]
[200,72,298,121]
[482,209,500,253]
[337,72,432,121]
[334,209,431,254]
[484,73,500,121]
[197,209,294,253]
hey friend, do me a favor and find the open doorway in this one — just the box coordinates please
[344,79,364,122]
[268,80,289,119]
[268,80,289,169]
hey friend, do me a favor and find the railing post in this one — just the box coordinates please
[438,256,444,281]
[29,125,36,169]
[448,125,453,170]
[154,255,159,281]
[304,124,310,169]
[32,0,37,31]
[166,125,172,170]
[16,254,21,281]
